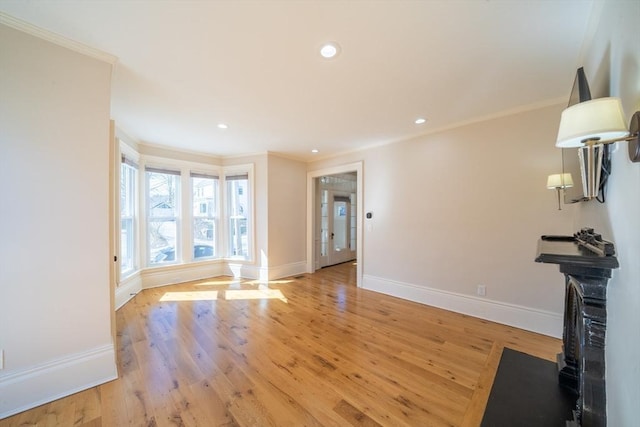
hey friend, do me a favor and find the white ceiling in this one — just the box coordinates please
[0,1,595,161]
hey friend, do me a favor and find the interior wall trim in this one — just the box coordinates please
[267,261,308,281]
[115,273,143,310]
[0,11,118,65]
[363,274,563,338]
[141,262,225,290]
[0,344,117,420]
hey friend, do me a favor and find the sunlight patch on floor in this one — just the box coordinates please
[159,289,288,303]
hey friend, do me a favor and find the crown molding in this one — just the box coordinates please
[0,11,118,65]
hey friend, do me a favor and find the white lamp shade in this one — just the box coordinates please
[556,97,629,148]
[547,173,574,189]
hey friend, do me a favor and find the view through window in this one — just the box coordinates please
[226,174,250,259]
[146,167,180,265]
[120,157,137,276]
[191,172,218,260]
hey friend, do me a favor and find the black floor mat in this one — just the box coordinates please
[481,347,576,427]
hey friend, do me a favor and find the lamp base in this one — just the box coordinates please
[578,143,604,200]
[629,111,640,163]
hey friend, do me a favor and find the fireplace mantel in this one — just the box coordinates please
[535,229,618,427]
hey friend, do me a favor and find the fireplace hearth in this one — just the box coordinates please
[535,228,618,427]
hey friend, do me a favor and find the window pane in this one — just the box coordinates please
[192,176,217,259]
[147,172,178,217]
[120,162,137,276]
[120,218,134,273]
[227,176,249,258]
[193,219,215,259]
[229,217,248,257]
[320,189,328,257]
[350,192,357,251]
[148,219,177,264]
[121,163,136,217]
[147,169,180,265]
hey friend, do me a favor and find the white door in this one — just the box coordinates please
[320,191,356,267]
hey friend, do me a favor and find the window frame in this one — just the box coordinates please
[140,155,225,269]
[190,171,219,261]
[132,154,254,270]
[118,141,140,281]
[120,158,138,277]
[145,166,181,266]
[223,164,254,262]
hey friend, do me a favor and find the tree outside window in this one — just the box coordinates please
[146,168,180,264]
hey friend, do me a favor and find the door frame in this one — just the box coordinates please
[306,161,363,287]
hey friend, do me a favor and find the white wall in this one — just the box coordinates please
[266,154,308,278]
[0,24,117,417]
[310,103,575,337]
[575,1,640,424]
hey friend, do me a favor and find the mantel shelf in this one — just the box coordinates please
[535,235,619,273]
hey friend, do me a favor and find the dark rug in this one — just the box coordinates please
[481,347,576,427]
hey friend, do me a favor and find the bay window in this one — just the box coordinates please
[122,155,253,270]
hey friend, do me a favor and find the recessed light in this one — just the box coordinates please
[320,42,340,59]
[217,123,228,129]
[415,118,427,124]
[311,149,319,153]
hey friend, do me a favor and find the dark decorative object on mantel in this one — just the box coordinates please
[535,228,619,427]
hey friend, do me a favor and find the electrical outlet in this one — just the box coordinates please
[477,285,486,296]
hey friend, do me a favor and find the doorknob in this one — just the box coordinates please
[331,233,334,239]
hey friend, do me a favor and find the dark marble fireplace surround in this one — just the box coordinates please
[536,228,618,427]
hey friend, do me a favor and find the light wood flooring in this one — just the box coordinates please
[0,262,561,426]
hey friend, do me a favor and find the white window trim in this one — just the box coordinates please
[190,170,220,262]
[118,139,140,282]
[145,165,181,266]
[141,155,223,268]
[222,163,255,263]
[118,151,255,273]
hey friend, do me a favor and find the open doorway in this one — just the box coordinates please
[306,162,363,287]
[318,174,357,268]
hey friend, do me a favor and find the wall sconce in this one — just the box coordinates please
[556,97,640,199]
[547,173,574,210]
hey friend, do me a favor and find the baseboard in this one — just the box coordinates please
[225,261,307,282]
[268,261,307,280]
[0,344,117,420]
[130,260,306,294]
[115,272,142,310]
[225,262,260,280]
[141,261,225,289]
[362,274,562,338]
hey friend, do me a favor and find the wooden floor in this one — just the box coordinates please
[1,262,561,427]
